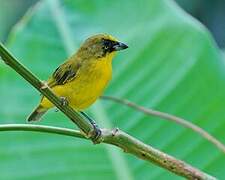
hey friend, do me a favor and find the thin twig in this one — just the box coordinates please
[0,43,216,179]
[0,124,86,138]
[0,124,216,180]
[101,95,225,153]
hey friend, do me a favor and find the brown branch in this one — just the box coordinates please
[0,124,216,180]
[101,95,225,153]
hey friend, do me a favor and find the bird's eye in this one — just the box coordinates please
[103,39,112,50]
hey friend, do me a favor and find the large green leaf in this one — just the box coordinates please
[1,0,225,179]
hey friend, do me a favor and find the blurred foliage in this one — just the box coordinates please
[0,0,37,42]
[0,0,225,179]
[176,0,225,48]
[1,0,224,48]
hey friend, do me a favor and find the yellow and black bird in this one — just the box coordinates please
[27,34,128,131]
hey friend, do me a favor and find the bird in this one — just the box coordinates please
[27,34,128,132]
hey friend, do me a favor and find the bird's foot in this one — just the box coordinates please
[59,97,69,106]
[80,111,102,143]
[91,124,102,143]
[40,81,49,89]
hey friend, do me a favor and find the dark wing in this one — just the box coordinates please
[48,60,81,87]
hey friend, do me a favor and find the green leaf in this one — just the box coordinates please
[1,0,225,179]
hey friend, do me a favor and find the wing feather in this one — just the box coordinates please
[48,60,81,87]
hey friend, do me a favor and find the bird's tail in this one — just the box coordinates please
[27,105,48,122]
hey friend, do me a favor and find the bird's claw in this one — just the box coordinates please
[79,111,102,143]
[40,81,48,89]
[60,97,68,106]
[91,126,102,144]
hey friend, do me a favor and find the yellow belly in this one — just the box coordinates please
[40,57,112,110]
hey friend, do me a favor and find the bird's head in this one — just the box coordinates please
[77,34,128,59]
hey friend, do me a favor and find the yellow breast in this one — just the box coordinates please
[68,56,113,109]
[41,53,115,110]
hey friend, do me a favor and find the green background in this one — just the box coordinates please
[0,0,225,179]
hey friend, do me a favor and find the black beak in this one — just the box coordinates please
[113,42,128,51]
